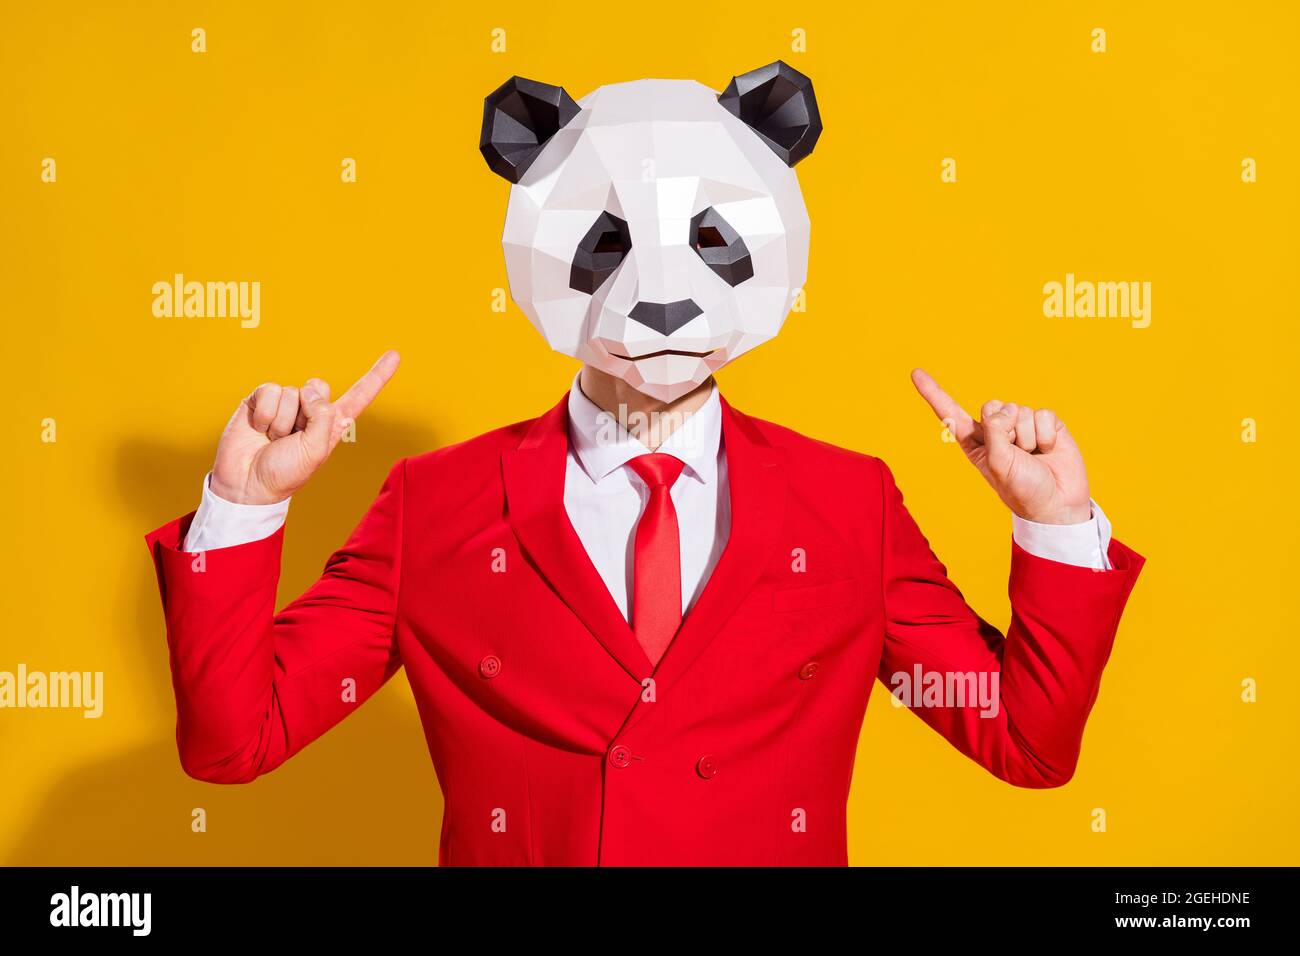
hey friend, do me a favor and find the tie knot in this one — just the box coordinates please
[628,453,685,490]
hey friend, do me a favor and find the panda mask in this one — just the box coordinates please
[480,61,823,403]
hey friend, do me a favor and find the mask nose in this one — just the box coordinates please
[628,299,703,336]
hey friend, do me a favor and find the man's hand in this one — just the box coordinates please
[910,368,1091,525]
[208,350,401,505]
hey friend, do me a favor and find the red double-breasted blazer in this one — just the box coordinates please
[145,393,1144,865]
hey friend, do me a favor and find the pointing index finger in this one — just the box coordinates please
[336,350,401,420]
[910,368,973,431]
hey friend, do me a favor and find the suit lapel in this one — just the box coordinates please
[502,395,653,682]
[502,391,787,700]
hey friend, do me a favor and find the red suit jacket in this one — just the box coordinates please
[146,393,1144,865]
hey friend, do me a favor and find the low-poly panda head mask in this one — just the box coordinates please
[480,61,822,403]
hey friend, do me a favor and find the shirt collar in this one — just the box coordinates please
[566,372,722,486]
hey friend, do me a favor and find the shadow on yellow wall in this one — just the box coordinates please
[9,417,446,865]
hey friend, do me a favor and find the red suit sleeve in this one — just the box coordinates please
[144,460,406,783]
[876,459,1143,787]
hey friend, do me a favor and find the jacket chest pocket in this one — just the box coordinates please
[769,576,864,661]
[771,577,858,613]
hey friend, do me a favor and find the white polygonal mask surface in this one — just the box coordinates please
[497,77,813,402]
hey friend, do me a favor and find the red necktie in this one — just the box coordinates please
[628,453,686,668]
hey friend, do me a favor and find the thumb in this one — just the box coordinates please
[299,385,336,461]
[982,402,1018,478]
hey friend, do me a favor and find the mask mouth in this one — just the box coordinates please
[610,347,717,361]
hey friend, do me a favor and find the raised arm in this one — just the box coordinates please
[145,352,406,783]
[877,370,1144,786]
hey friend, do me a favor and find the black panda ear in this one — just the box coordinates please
[480,76,581,183]
[718,60,822,166]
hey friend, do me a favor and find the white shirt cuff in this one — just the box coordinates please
[1011,499,1113,570]
[182,472,291,553]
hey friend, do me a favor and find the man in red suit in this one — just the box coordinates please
[146,63,1143,865]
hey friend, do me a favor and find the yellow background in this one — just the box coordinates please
[2,1,1296,865]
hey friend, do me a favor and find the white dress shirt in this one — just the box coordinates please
[563,375,730,617]
[182,376,1115,614]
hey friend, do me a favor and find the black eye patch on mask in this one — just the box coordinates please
[690,207,753,287]
[569,212,633,294]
